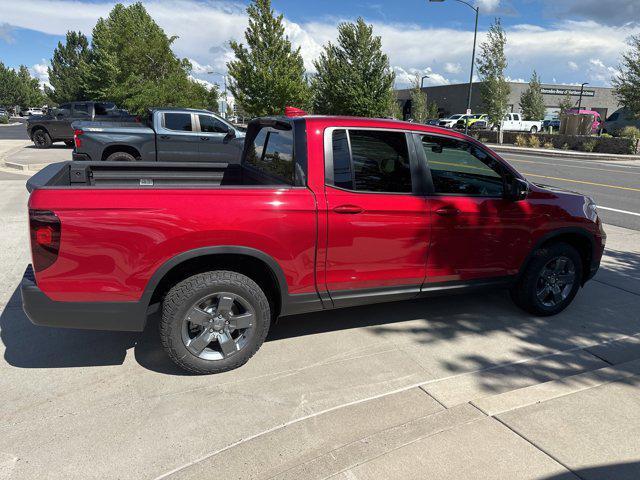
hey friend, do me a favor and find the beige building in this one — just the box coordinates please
[396,82,621,121]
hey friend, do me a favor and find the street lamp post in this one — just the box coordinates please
[577,82,589,110]
[421,75,430,89]
[207,71,228,117]
[428,0,479,135]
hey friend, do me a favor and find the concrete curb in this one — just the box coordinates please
[488,144,640,161]
[3,160,52,172]
[0,122,22,127]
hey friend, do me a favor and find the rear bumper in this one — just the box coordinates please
[21,274,147,332]
[72,152,91,161]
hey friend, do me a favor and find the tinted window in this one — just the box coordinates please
[73,103,89,117]
[94,102,116,116]
[421,135,504,197]
[199,115,229,133]
[245,127,294,185]
[332,130,353,189]
[60,103,71,110]
[164,113,192,132]
[335,130,411,193]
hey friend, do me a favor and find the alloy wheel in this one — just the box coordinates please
[535,256,576,307]
[181,292,255,361]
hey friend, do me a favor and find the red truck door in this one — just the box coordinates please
[416,133,531,283]
[323,128,430,307]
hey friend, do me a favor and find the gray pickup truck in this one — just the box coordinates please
[72,108,245,163]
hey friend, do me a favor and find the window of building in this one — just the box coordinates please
[421,135,504,197]
[164,113,193,132]
[331,129,412,193]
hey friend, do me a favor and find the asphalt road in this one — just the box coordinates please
[0,119,29,140]
[501,151,640,231]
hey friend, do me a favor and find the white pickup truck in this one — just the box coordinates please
[496,113,542,133]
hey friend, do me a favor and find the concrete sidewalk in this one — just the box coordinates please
[0,173,639,479]
[1,142,71,171]
[488,143,640,161]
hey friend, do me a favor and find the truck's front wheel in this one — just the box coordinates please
[160,271,271,374]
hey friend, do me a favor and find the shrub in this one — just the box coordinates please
[479,137,488,143]
[561,143,570,150]
[0,115,9,125]
[515,135,528,147]
[543,141,554,149]
[620,126,640,142]
[600,133,613,138]
[528,135,540,148]
[582,139,597,152]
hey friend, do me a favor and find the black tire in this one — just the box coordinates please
[530,126,538,134]
[160,271,271,374]
[511,242,583,316]
[32,129,52,149]
[105,151,137,162]
[64,140,74,147]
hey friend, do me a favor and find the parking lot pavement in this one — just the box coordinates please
[0,177,639,479]
[1,141,71,171]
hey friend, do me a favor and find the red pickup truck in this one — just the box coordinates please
[22,114,605,374]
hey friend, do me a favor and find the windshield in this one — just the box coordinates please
[449,114,463,120]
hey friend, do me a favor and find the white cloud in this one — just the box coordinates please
[30,61,50,88]
[0,0,638,90]
[0,23,15,44]
[443,62,462,74]
[587,58,620,85]
[476,0,501,13]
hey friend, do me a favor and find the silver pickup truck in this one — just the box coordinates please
[72,108,245,163]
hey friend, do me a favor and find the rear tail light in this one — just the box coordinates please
[74,129,83,148]
[29,210,61,272]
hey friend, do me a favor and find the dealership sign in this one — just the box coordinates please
[541,87,596,97]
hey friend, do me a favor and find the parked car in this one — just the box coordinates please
[455,114,489,129]
[602,108,640,136]
[498,113,543,133]
[0,107,9,119]
[425,118,440,126]
[27,101,136,148]
[22,113,605,374]
[566,109,602,133]
[72,108,245,163]
[542,115,561,131]
[21,107,44,117]
[438,114,470,128]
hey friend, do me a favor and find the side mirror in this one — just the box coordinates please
[224,128,236,140]
[505,177,529,201]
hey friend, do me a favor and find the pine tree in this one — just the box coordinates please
[519,71,546,120]
[47,31,91,103]
[85,3,210,114]
[227,0,309,117]
[410,74,428,123]
[16,65,47,107]
[477,18,510,127]
[312,18,395,117]
[613,34,640,118]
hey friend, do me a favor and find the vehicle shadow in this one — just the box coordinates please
[3,249,640,386]
[25,144,71,150]
[540,461,640,480]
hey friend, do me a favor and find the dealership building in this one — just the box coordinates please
[396,82,621,121]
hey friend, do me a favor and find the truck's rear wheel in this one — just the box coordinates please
[511,242,582,316]
[32,130,52,149]
[160,271,271,374]
[529,126,538,134]
[105,151,136,162]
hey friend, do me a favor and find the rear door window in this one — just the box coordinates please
[72,103,89,117]
[164,113,193,132]
[330,129,412,193]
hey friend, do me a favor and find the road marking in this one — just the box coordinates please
[502,152,640,170]
[598,206,640,217]
[153,334,640,480]
[523,173,640,192]
[507,157,640,176]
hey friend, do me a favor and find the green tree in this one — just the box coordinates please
[519,71,546,120]
[427,101,439,119]
[47,31,91,103]
[0,62,22,106]
[15,65,47,107]
[410,74,428,122]
[477,18,510,127]
[613,34,640,118]
[558,91,575,113]
[85,3,210,114]
[227,0,309,117]
[312,18,395,117]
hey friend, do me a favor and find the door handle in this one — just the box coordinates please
[333,204,363,214]
[160,135,171,140]
[200,137,210,141]
[435,207,460,217]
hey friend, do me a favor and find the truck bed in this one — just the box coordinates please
[27,161,243,191]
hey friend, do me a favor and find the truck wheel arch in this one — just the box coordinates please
[101,145,141,161]
[143,246,290,319]
[520,228,596,285]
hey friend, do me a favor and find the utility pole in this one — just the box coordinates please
[207,71,228,117]
[429,0,479,135]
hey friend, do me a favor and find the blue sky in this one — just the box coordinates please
[1,0,638,91]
